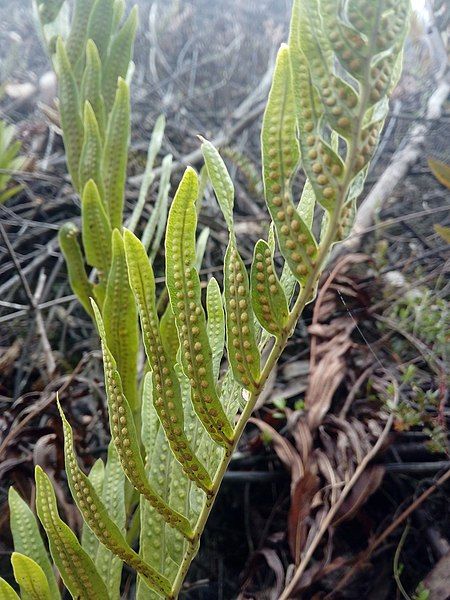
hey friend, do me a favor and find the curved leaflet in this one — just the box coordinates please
[102,229,138,411]
[0,578,20,600]
[201,141,260,392]
[102,78,130,229]
[206,277,225,381]
[79,102,104,200]
[81,179,112,275]
[81,458,104,560]
[58,402,173,597]
[165,168,233,446]
[94,444,125,598]
[91,302,197,536]
[261,44,318,282]
[8,488,59,600]
[11,553,52,600]
[251,240,289,338]
[35,465,109,600]
[56,38,84,190]
[65,0,94,67]
[123,229,214,490]
[80,40,106,138]
[102,7,138,113]
[58,222,94,316]
[86,0,114,61]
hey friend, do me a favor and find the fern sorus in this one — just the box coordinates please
[4,1,409,598]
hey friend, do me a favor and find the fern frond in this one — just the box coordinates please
[94,444,125,598]
[81,458,104,560]
[251,239,289,338]
[8,488,60,599]
[11,553,52,600]
[58,402,173,597]
[87,0,114,60]
[35,466,110,600]
[56,37,84,190]
[0,578,20,600]
[81,179,112,274]
[58,222,94,316]
[80,39,106,138]
[79,101,104,199]
[123,229,214,491]
[102,6,138,112]
[165,168,234,446]
[102,78,130,230]
[91,301,196,537]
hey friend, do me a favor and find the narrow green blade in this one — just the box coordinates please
[11,553,52,600]
[35,466,110,600]
[8,488,60,600]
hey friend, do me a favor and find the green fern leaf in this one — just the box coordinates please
[86,0,114,61]
[81,458,104,560]
[56,38,84,190]
[141,420,181,589]
[91,301,197,536]
[102,6,138,113]
[58,402,173,597]
[201,139,234,232]
[201,142,260,391]
[159,302,179,366]
[94,443,125,598]
[224,239,260,391]
[206,277,225,381]
[112,0,125,29]
[251,240,289,337]
[8,488,60,600]
[102,229,138,411]
[262,45,318,282]
[0,578,20,600]
[35,465,110,600]
[65,0,94,67]
[138,374,176,600]
[79,102,104,200]
[58,222,94,316]
[165,167,234,446]
[102,78,130,230]
[11,553,52,600]
[123,229,214,490]
[80,40,106,139]
[35,0,65,25]
[81,179,112,275]
[141,372,160,454]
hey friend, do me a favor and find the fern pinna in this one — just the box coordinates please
[3,0,409,598]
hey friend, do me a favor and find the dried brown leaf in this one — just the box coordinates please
[288,470,320,564]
